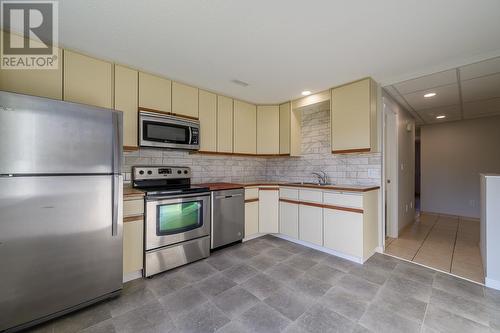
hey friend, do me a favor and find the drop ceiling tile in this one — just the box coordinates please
[403,84,459,111]
[393,70,457,95]
[417,105,461,124]
[384,86,425,124]
[459,56,500,80]
[463,97,500,119]
[461,73,500,102]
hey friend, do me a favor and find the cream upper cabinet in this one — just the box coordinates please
[257,105,279,155]
[63,50,113,108]
[259,188,279,233]
[233,100,257,154]
[138,72,171,113]
[115,65,138,149]
[279,102,291,155]
[172,82,198,118]
[331,78,377,153]
[198,90,217,152]
[217,95,233,153]
[0,33,62,100]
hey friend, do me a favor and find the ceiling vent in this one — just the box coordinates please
[231,79,249,87]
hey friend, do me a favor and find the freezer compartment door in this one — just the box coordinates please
[0,91,122,175]
[0,176,123,331]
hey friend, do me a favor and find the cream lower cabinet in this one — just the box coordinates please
[299,204,323,246]
[123,198,145,275]
[258,188,279,233]
[280,201,298,238]
[323,209,363,258]
[245,201,259,238]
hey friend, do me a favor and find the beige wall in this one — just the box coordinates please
[421,116,500,218]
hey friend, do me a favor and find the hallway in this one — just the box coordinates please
[385,213,484,283]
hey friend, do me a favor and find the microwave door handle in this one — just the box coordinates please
[188,126,193,144]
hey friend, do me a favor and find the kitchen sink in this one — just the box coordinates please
[288,182,335,186]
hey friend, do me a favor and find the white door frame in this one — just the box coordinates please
[383,97,399,240]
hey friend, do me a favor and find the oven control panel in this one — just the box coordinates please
[133,166,191,180]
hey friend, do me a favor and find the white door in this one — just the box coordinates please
[384,99,399,239]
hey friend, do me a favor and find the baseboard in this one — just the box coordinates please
[123,270,142,283]
[273,234,363,264]
[375,246,384,254]
[243,233,266,242]
[485,277,500,291]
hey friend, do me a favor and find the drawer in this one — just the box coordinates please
[299,189,323,203]
[323,191,363,209]
[123,199,144,217]
[279,187,299,200]
[245,187,259,200]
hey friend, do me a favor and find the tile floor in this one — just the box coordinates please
[27,235,499,333]
[384,213,484,283]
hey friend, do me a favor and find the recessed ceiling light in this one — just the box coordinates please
[301,91,311,96]
[424,92,437,98]
[436,115,446,119]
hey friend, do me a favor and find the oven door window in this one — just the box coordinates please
[156,201,203,235]
[143,120,190,144]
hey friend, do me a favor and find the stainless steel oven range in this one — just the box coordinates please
[132,166,210,277]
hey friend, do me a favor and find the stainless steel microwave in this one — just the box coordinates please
[139,111,200,150]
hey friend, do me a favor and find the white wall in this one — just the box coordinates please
[421,116,500,218]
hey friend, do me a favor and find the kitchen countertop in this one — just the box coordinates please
[123,185,145,199]
[196,182,380,192]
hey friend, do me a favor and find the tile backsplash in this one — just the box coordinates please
[123,103,381,186]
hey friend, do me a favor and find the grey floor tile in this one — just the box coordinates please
[363,253,399,272]
[212,286,260,318]
[265,247,295,261]
[298,249,330,262]
[195,273,237,298]
[264,287,313,321]
[320,287,369,321]
[266,263,304,284]
[429,288,490,326]
[349,265,390,285]
[322,255,362,273]
[240,273,283,300]
[383,274,432,303]
[215,321,251,333]
[392,261,436,285]
[25,322,55,333]
[304,263,345,284]
[238,303,291,333]
[111,300,175,333]
[223,264,259,284]
[433,272,484,302]
[181,261,219,283]
[287,274,332,298]
[107,284,156,318]
[352,324,373,333]
[159,286,208,317]
[227,245,260,261]
[283,254,318,271]
[296,303,355,333]
[246,254,281,271]
[79,319,116,333]
[146,270,190,297]
[423,304,489,333]
[359,304,421,333]
[206,253,241,271]
[282,323,308,333]
[484,287,500,310]
[337,274,380,302]
[51,301,111,333]
[174,302,230,333]
[278,241,310,254]
[372,288,427,323]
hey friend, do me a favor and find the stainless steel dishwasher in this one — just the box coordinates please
[211,188,245,249]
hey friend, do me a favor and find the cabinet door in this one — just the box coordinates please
[0,34,62,100]
[63,50,113,108]
[217,95,233,153]
[257,105,279,154]
[172,82,198,118]
[279,102,291,154]
[331,78,371,153]
[115,65,138,149]
[323,208,363,258]
[280,201,298,239]
[138,72,171,113]
[234,100,257,154]
[199,90,217,152]
[299,205,323,246]
[123,219,144,274]
[259,189,279,233]
[245,201,259,238]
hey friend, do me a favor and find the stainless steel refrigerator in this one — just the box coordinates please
[0,91,123,332]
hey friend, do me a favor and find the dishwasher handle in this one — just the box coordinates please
[214,193,243,200]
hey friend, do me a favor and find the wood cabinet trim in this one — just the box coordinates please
[138,107,199,120]
[124,145,139,152]
[124,214,144,223]
[245,198,259,203]
[332,148,371,154]
[259,187,280,191]
[197,151,289,158]
[279,198,364,213]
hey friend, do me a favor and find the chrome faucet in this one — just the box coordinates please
[311,171,329,185]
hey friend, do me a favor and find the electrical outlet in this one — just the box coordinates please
[405,204,408,212]
[469,199,476,208]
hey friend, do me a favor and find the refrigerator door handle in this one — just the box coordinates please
[112,112,123,174]
[112,175,123,237]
